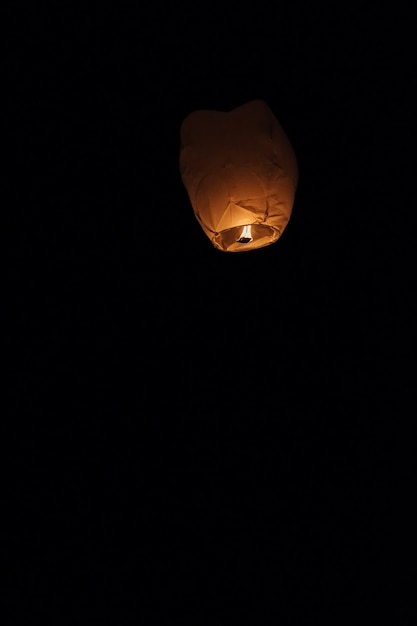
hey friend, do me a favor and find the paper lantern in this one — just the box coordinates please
[179,100,298,252]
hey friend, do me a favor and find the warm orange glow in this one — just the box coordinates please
[180,100,298,252]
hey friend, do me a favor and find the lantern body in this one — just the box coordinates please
[180,100,298,252]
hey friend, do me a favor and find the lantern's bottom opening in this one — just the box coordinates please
[213,224,280,252]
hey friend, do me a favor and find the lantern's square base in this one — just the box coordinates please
[213,224,280,252]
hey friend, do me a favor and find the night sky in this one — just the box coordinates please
[5,4,415,623]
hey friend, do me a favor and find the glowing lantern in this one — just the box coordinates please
[180,99,298,252]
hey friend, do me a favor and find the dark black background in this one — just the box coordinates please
[4,3,415,624]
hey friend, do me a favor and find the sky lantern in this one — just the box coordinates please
[180,100,298,252]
